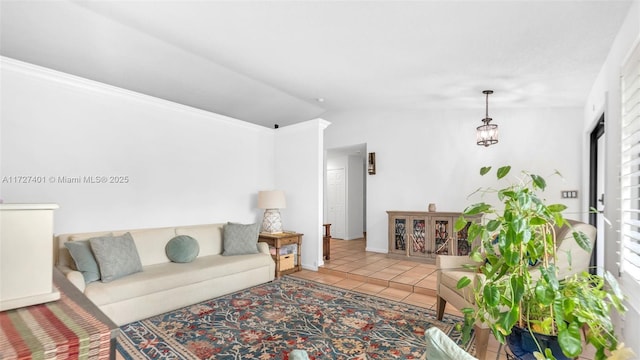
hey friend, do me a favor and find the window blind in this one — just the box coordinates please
[620,42,640,293]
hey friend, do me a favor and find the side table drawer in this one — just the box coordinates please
[278,235,300,246]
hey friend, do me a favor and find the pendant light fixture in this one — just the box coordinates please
[477,90,498,147]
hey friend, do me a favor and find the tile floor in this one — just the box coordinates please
[289,237,597,360]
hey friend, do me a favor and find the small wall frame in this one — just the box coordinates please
[368,152,376,175]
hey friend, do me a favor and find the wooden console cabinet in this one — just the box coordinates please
[387,211,480,263]
[258,232,303,278]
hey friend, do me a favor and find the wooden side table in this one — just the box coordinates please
[258,232,303,278]
[323,224,331,260]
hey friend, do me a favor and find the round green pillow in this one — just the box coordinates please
[165,235,200,263]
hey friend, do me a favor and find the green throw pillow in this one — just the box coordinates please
[64,239,103,283]
[424,327,477,360]
[165,235,200,263]
[90,232,143,282]
[222,222,260,256]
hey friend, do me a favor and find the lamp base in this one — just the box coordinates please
[261,209,283,234]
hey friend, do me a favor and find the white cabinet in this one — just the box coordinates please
[1,203,60,311]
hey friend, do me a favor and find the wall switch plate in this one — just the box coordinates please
[561,190,578,199]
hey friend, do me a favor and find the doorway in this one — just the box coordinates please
[589,114,605,275]
[327,168,346,239]
[325,144,366,246]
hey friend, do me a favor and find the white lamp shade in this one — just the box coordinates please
[258,190,286,209]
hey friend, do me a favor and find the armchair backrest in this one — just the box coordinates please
[553,219,596,279]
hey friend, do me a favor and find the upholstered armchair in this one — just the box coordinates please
[435,220,596,360]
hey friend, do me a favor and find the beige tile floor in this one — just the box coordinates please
[292,237,597,360]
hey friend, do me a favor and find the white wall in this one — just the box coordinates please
[323,107,584,254]
[275,119,330,270]
[0,57,275,234]
[584,0,640,353]
[347,155,365,240]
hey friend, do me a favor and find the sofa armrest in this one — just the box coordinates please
[436,255,481,271]
[57,265,86,293]
[257,242,270,255]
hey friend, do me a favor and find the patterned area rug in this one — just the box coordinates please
[117,276,475,359]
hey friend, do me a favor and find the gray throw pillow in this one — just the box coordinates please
[165,235,200,263]
[222,222,260,256]
[64,239,103,283]
[90,232,143,282]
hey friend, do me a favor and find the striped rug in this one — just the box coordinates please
[0,289,112,359]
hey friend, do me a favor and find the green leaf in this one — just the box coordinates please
[454,216,468,232]
[547,204,568,213]
[531,174,547,190]
[464,203,491,215]
[468,223,482,242]
[484,285,500,307]
[486,219,501,232]
[511,275,525,303]
[558,322,582,358]
[561,298,576,319]
[572,231,592,252]
[502,246,519,267]
[521,228,532,244]
[470,251,484,263]
[529,216,547,225]
[535,283,554,306]
[497,165,511,179]
[513,218,525,233]
[480,166,492,175]
[546,265,559,290]
[497,307,519,335]
[456,276,472,289]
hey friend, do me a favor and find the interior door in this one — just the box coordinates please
[327,168,346,239]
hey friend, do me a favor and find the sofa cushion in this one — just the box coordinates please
[84,253,273,306]
[90,232,143,282]
[175,224,223,257]
[222,222,260,256]
[126,227,176,266]
[64,239,102,283]
[165,235,199,263]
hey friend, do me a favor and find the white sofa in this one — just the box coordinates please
[56,223,275,326]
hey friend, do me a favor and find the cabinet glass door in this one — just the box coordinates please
[408,217,427,256]
[392,217,407,254]
[456,220,473,256]
[431,217,452,257]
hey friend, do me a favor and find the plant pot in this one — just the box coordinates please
[506,326,573,360]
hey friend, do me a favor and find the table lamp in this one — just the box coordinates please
[258,190,286,233]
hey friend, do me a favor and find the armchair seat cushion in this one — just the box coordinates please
[439,270,481,305]
[440,270,473,290]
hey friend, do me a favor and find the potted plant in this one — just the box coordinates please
[454,166,631,360]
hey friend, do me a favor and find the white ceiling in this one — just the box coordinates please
[0,1,633,128]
